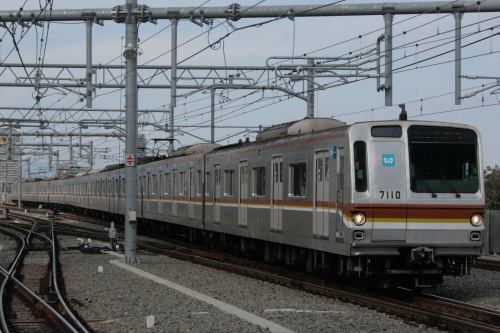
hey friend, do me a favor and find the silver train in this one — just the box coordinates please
[15,118,485,287]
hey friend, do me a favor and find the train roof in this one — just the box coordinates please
[170,143,221,157]
[255,117,346,141]
[349,119,480,132]
[23,118,481,183]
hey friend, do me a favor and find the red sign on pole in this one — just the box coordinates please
[126,154,135,167]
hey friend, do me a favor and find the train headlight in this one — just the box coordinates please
[470,214,483,227]
[352,212,366,226]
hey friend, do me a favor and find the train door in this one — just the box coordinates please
[371,141,407,241]
[214,164,221,223]
[314,151,330,238]
[238,161,248,227]
[172,170,177,216]
[335,147,345,241]
[271,156,283,231]
[189,168,195,219]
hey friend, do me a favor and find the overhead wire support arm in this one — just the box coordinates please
[459,76,500,99]
[1,2,500,22]
[187,83,308,142]
[187,84,308,101]
[0,106,167,113]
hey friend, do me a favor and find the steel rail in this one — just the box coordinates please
[127,238,500,333]
[134,242,500,333]
[0,220,50,247]
[49,221,91,333]
[475,258,500,272]
[0,267,79,333]
[0,227,26,333]
[417,291,500,327]
[48,215,500,333]
[0,218,82,333]
[8,213,91,333]
[10,210,500,333]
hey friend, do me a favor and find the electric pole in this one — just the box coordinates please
[124,0,139,264]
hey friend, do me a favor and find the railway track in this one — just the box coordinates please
[1,225,54,333]
[142,244,500,333]
[474,258,500,272]
[9,210,500,333]
[0,214,90,333]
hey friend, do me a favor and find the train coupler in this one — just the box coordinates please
[410,247,435,265]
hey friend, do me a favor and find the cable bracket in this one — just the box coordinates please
[111,5,127,23]
[226,3,241,21]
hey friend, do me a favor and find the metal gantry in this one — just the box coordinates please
[1,1,499,263]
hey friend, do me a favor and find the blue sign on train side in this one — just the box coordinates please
[382,153,395,167]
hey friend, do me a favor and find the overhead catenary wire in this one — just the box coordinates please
[41,0,468,121]
[94,10,500,149]
[188,38,500,131]
[2,0,496,166]
[23,40,500,139]
[0,0,54,123]
[32,0,215,137]
[233,11,500,113]
[88,0,346,97]
[175,31,500,132]
[36,0,268,134]
[36,1,353,155]
[160,1,492,125]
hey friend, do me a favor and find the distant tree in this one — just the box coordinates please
[485,165,500,210]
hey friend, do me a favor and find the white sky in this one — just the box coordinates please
[0,0,499,176]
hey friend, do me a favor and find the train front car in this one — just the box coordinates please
[346,121,484,288]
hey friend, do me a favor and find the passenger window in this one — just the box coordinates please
[252,167,266,196]
[165,173,171,195]
[354,141,368,192]
[215,169,220,185]
[325,157,330,181]
[289,163,307,197]
[172,171,177,196]
[151,175,156,195]
[197,171,202,196]
[224,170,234,196]
[317,158,323,182]
[205,172,211,196]
[180,172,187,196]
[273,163,278,183]
[279,162,283,183]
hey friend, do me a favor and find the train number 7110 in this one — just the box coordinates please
[379,190,401,199]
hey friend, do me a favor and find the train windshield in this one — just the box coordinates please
[408,126,479,193]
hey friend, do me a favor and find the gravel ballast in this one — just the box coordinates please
[433,268,500,310]
[58,235,443,333]
[0,231,18,268]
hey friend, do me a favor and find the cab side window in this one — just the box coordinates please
[354,141,367,192]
